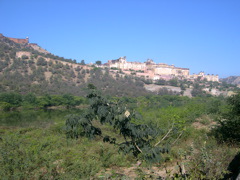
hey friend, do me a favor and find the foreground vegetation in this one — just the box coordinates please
[0,89,239,179]
[1,33,239,179]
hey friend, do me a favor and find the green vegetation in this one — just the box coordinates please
[0,123,131,179]
[95,60,102,65]
[66,85,183,164]
[213,91,240,143]
[0,92,86,111]
[0,35,239,179]
[154,77,239,96]
[0,89,239,179]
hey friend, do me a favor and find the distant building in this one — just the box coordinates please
[105,57,219,82]
[190,71,219,82]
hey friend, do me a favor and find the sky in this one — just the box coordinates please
[1,0,240,78]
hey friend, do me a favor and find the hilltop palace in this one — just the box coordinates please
[104,57,219,82]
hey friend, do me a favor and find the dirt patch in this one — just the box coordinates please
[144,84,192,97]
[44,71,52,81]
[192,115,217,131]
[95,163,181,179]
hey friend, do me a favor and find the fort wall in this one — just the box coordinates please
[7,37,29,44]
[189,72,219,82]
[1,34,49,54]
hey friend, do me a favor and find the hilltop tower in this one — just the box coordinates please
[26,37,29,43]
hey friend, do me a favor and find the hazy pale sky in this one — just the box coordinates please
[1,0,240,78]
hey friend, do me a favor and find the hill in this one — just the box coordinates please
[221,76,240,86]
[1,33,239,97]
[0,34,150,97]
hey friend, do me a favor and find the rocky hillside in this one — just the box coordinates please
[221,76,240,86]
[1,34,239,97]
[0,35,150,97]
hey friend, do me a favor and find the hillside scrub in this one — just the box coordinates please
[0,35,151,97]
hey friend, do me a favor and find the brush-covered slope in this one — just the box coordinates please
[0,35,150,97]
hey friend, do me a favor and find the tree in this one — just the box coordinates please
[37,57,47,66]
[24,93,37,105]
[155,79,166,85]
[80,60,85,65]
[95,60,102,65]
[38,94,52,108]
[180,83,186,91]
[0,92,22,106]
[213,92,240,143]
[169,78,179,87]
[21,55,29,60]
[191,83,206,97]
[65,85,183,164]
[62,94,75,108]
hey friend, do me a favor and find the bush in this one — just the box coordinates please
[21,55,29,60]
[0,102,13,111]
[65,85,183,164]
[212,92,240,143]
[37,57,47,66]
[184,140,236,179]
[0,92,22,106]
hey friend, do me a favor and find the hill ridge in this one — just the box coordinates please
[0,33,239,97]
[0,34,150,96]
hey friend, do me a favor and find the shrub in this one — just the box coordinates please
[37,57,47,66]
[0,92,22,106]
[65,85,184,164]
[21,55,29,60]
[212,92,240,144]
[0,102,13,111]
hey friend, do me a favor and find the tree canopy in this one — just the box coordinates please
[65,85,186,164]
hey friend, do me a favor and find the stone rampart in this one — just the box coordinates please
[7,37,29,44]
